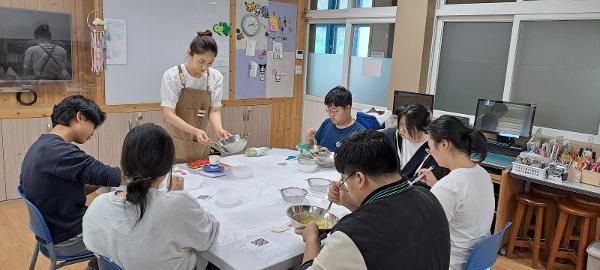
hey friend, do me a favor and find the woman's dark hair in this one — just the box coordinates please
[428,115,488,162]
[397,104,431,139]
[34,24,52,40]
[334,130,398,180]
[121,123,175,224]
[324,86,352,108]
[51,95,106,128]
[189,30,218,56]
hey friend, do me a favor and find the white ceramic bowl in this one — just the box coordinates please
[232,165,253,179]
[215,188,242,208]
[298,157,318,173]
[280,187,308,204]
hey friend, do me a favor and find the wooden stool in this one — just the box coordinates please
[508,193,556,268]
[531,185,569,202]
[547,202,600,270]
[565,195,600,249]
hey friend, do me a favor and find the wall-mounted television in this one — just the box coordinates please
[0,7,72,83]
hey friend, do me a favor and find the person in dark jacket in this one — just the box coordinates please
[296,130,450,270]
[381,104,446,188]
[20,95,122,262]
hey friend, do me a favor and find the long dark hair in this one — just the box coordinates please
[121,123,175,224]
[189,30,218,56]
[428,115,487,162]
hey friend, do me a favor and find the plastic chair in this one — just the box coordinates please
[98,255,124,270]
[17,186,95,270]
[464,222,512,270]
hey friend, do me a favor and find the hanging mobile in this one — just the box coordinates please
[86,10,106,74]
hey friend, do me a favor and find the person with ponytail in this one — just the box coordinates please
[417,115,494,270]
[161,30,232,163]
[83,123,219,269]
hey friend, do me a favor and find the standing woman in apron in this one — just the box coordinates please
[160,30,232,163]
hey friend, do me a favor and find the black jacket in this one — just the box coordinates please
[382,128,446,189]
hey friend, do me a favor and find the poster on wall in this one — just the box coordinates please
[105,18,127,65]
[235,0,296,99]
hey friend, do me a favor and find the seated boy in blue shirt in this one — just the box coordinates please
[20,95,122,264]
[306,86,366,151]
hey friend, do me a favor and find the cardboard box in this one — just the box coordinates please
[581,170,600,187]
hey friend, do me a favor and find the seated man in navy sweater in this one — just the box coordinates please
[296,131,450,269]
[305,86,365,152]
[20,95,122,261]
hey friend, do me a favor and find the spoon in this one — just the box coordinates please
[409,166,435,185]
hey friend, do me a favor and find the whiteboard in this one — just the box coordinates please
[103,0,230,105]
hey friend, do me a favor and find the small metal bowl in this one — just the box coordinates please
[307,178,332,193]
[316,151,335,168]
[215,134,248,154]
[280,187,308,204]
[286,205,339,232]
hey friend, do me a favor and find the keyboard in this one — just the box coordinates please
[486,140,523,157]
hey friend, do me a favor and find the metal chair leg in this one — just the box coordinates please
[48,248,57,270]
[29,243,39,270]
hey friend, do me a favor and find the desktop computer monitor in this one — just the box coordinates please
[392,90,434,114]
[474,99,536,139]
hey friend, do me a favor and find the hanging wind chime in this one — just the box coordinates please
[87,10,105,73]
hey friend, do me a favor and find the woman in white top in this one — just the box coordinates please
[381,104,445,188]
[83,123,219,270]
[418,115,495,270]
[161,30,231,162]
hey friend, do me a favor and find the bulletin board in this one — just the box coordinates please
[235,0,297,99]
[102,0,230,105]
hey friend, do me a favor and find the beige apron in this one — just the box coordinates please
[165,65,212,163]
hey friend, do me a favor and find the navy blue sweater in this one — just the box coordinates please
[20,134,121,244]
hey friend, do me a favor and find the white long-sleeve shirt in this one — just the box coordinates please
[83,189,219,270]
[430,165,495,270]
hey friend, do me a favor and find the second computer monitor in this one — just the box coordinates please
[392,90,434,114]
[474,99,536,138]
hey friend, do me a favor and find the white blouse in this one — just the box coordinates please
[160,65,224,109]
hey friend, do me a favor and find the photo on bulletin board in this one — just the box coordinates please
[235,0,296,99]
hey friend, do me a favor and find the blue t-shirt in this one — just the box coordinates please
[315,119,366,151]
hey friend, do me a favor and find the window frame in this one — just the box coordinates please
[427,0,600,141]
[304,0,396,106]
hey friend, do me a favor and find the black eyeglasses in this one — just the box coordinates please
[339,172,356,192]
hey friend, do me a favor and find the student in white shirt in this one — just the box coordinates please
[83,123,219,270]
[418,115,495,270]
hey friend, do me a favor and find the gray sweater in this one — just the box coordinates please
[83,189,219,269]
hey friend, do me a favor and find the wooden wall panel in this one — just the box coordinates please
[1,117,51,199]
[0,121,5,201]
[0,0,102,112]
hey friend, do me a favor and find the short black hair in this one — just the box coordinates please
[324,86,352,108]
[397,104,431,139]
[334,130,398,179]
[34,24,52,40]
[51,95,106,128]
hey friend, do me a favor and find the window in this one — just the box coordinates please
[430,1,600,138]
[434,22,512,115]
[510,20,600,134]
[349,23,395,106]
[311,0,348,10]
[307,24,346,97]
[305,1,397,106]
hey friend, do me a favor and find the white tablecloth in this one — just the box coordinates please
[179,148,348,270]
